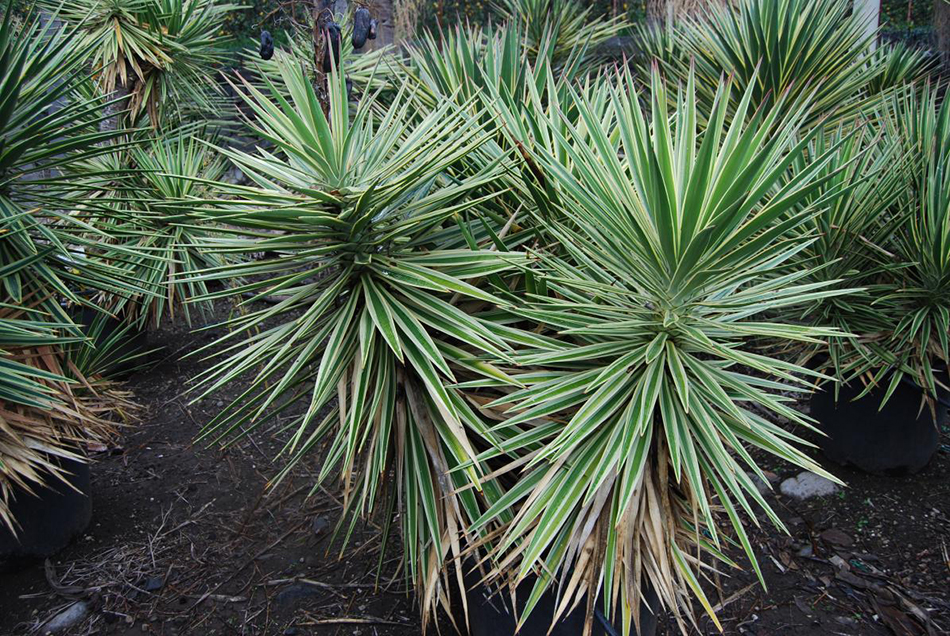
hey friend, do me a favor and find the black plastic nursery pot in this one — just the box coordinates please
[810,376,948,475]
[0,454,92,572]
[463,567,659,636]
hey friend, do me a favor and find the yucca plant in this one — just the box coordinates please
[0,3,138,529]
[471,70,849,632]
[863,41,936,95]
[398,25,612,243]
[185,59,532,623]
[780,120,909,397]
[791,83,950,406]
[45,0,240,127]
[880,88,950,402]
[66,134,228,327]
[0,301,133,532]
[493,0,627,69]
[402,25,584,120]
[638,0,880,126]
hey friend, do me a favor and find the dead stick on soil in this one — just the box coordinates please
[304,617,406,626]
[263,577,377,590]
[710,583,757,613]
[186,594,248,603]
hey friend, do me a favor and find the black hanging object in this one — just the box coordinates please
[352,7,372,50]
[367,18,378,40]
[259,30,274,60]
[322,22,342,72]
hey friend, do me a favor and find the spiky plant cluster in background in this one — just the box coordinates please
[42,0,240,128]
[638,0,933,125]
[63,136,228,327]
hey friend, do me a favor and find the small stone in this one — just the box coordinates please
[796,544,813,557]
[820,528,854,547]
[223,166,248,186]
[780,471,840,500]
[144,576,164,592]
[284,628,299,636]
[311,515,330,535]
[42,601,88,633]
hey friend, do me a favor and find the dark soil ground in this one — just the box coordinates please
[667,427,950,636]
[1,306,949,636]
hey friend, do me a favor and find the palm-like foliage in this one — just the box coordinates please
[788,84,950,406]
[46,0,238,126]
[402,25,581,119]
[863,42,936,95]
[782,122,908,395]
[398,25,611,240]
[473,70,847,631]
[639,0,880,125]
[493,0,627,69]
[67,135,227,327]
[0,5,135,529]
[187,60,530,623]
[883,89,950,402]
[0,301,130,532]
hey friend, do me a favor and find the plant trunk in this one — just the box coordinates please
[100,83,132,133]
[310,0,337,116]
[936,0,950,66]
[366,0,393,50]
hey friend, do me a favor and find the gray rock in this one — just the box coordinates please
[796,544,813,557]
[42,601,89,633]
[780,471,840,500]
[223,166,248,186]
[311,515,330,536]
[275,584,320,606]
[144,576,164,592]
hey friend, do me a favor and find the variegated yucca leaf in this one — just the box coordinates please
[186,58,530,625]
[398,25,613,246]
[63,134,227,327]
[863,41,937,95]
[780,119,910,400]
[638,0,885,127]
[880,84,950,405]
[493,0,628,70]
[44,0,240,127]
[789,82,950,409]
[473,69,851,633]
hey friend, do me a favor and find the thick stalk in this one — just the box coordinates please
[312,0,335,116]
